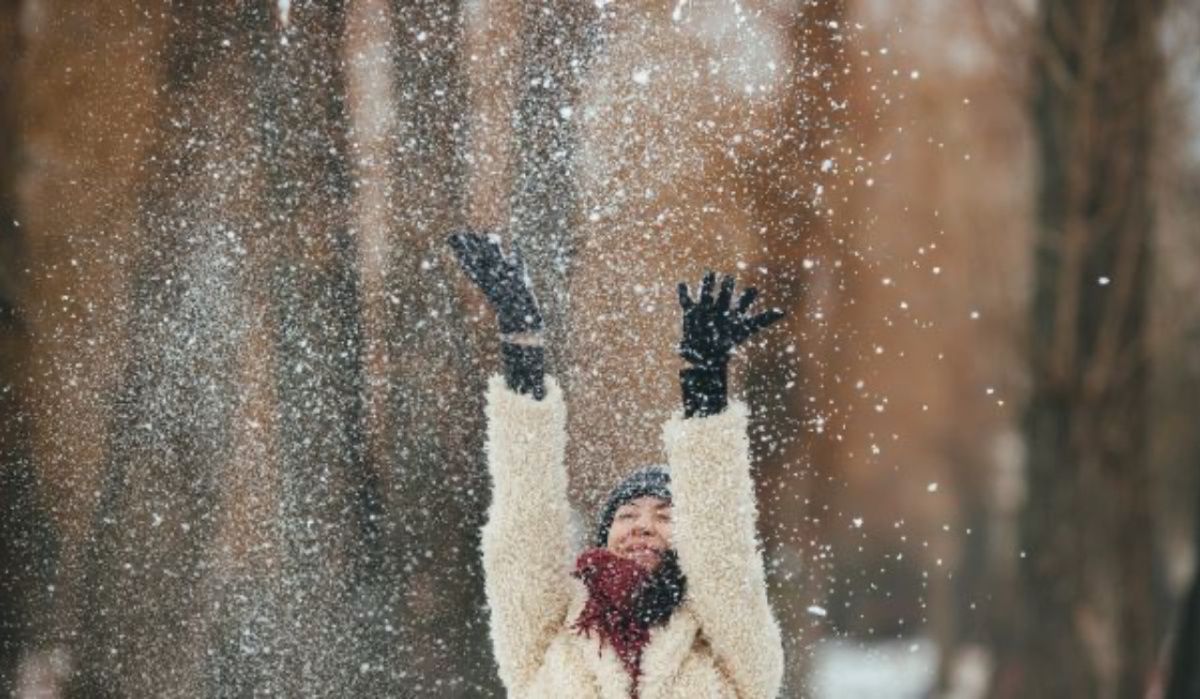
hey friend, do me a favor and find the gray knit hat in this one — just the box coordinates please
[592,466,671,548]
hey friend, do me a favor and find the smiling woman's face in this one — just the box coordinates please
[605,496,672,572]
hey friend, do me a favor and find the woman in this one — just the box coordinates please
[449,232,785,698]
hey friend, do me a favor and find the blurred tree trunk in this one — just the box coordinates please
[72,3,272,694]
[375,0,500,692]
[246,0,380,693]
[0,2,19,304]
[0,2,25,692]
[71,2,377,694]
[1,1,57,693]
[15,4,166,693]
[1011,0,1165,696]
[1167,499,1200,699]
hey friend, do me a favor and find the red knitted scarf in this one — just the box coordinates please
[572,548,654,696]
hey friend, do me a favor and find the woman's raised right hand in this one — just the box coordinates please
[448,231,544,336]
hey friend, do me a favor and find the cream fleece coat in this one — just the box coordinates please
[481,376,784,698]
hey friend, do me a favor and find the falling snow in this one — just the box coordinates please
[5,1,1179,697]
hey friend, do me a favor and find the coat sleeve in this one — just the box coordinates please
[480,374,573,693]
[663,400,784,699]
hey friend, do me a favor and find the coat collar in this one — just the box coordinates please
[567,581,701,699]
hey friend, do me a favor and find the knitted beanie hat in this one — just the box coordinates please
[593,466,671,548]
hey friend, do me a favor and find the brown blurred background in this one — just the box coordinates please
[2,0,1199,697]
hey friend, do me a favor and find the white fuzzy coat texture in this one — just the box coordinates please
[481,376,784,698]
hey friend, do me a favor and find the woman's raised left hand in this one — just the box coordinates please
[676,272,784,417]
[677,272,783,369]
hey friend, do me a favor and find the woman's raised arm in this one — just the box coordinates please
[449,232,573,692]
[479,375,572,692]
[666,272,785,699]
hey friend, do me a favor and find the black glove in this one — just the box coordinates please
[449,231,546,399]
[448,232,544,334]
[677,272,784,417]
